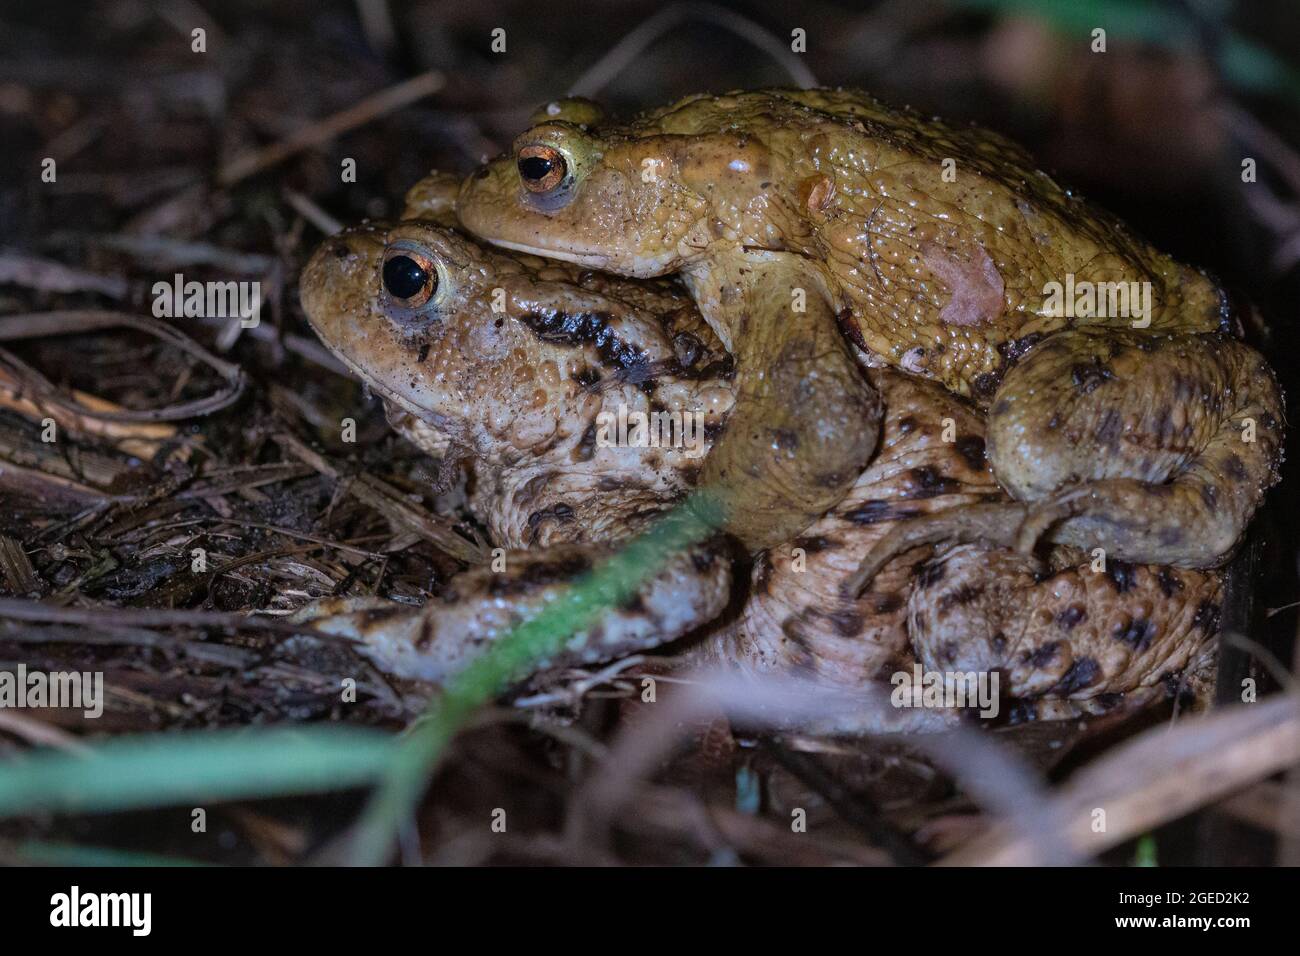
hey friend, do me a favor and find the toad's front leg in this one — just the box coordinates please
[690,256,881,552]
[295,535,732,686]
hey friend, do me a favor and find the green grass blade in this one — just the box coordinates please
[1132,833,1159,867]
[344,491,725,865]
[0,726,396,818]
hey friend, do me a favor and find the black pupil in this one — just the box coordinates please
[383,255,430,300]
[519,155,555,181]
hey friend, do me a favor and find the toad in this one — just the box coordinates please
[453,89,1284,584]
[296,216,1221,719]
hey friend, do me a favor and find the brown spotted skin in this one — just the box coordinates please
[909,545,1220,703]
[454,87,1284,570]
[300,218,1219,716]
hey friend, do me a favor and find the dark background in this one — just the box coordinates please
[0,0,1296,865]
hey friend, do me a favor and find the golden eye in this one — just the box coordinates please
[381,247,437,307]
[517,144,566,193]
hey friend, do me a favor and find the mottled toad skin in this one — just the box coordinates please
[705,369,1220,712]
[299,219,737,682]
[298,215,1220,718]
[455,88,1284,575]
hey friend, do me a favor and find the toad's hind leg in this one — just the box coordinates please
[988,329,1283,567]
[909,544,1223,706]
[695,258,881,551]
[851,329,1282,593]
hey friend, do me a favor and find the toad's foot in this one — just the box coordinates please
[1008,478,1225,560]
[694,256,881,552]
[293,537,732,686]
[846,501,1030,596]
[987,329,1283,567]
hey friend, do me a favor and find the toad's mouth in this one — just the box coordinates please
[481,236,610,270]
[305,321,457,434]
[479,236,674,280]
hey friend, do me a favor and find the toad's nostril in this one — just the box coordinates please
[331,243,351,259]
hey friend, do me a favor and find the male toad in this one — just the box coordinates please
[454,89,1284,584]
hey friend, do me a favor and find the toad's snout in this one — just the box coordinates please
[299,227,389,342]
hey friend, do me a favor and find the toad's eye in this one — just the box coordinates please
[381,249,437,306]
[517,144,566,193]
